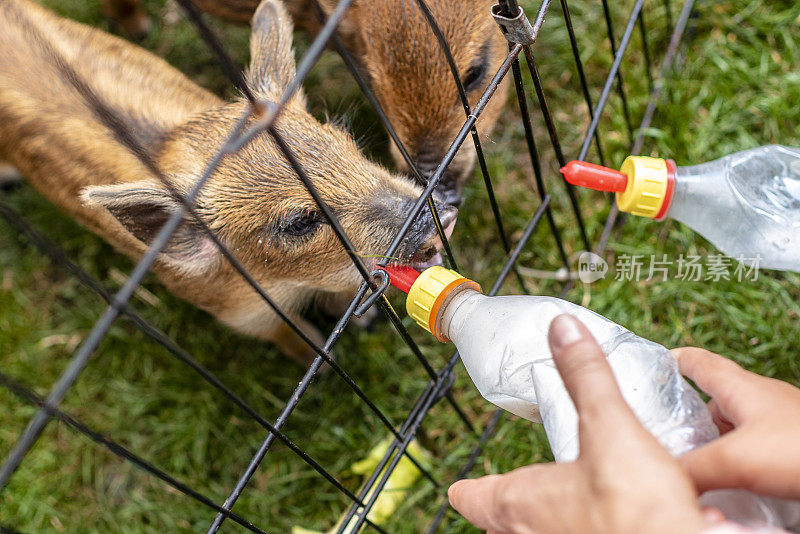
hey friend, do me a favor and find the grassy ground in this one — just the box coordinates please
[1,0,799,532]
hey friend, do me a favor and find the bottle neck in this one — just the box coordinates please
[665,159,731,224]
[438,288,484,343]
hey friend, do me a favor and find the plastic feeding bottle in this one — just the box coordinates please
[380,264,800,528]
[561,145,800,272]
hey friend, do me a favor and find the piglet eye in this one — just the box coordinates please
[462,61,486,92]
[281,211,324,237]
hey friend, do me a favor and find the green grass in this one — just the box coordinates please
[1,0,799,532]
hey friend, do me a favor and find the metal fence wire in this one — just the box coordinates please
[0,0,697,531]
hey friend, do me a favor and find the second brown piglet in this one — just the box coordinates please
[105,0,510,206]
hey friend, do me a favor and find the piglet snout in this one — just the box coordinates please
[410,204,457,268]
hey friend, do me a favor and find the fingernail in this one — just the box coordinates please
[549,314,584,350]
[701,507,726,525]
[447,480,466,505]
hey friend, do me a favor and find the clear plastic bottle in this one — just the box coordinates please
[438,290,717,461]
[562,145,800,272]
[382,265,800,529]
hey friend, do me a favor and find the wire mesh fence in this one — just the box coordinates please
[0,0,697,531]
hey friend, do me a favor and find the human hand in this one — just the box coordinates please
[448,314,707,534]
[674,347,800,500]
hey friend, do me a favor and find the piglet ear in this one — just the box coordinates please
[246,0,304,101]
[81,180,218,275]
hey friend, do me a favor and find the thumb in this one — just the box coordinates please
[548,314,638,437]
[448,475,508,532]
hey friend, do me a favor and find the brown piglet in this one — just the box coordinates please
[105,0,509,206]
[0,0,456,366]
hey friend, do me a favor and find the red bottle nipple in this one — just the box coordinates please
[379,264,420,294]
[561,160,629,193]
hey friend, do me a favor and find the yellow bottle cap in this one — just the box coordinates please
[406,266,481,342]
[616,156,669,218]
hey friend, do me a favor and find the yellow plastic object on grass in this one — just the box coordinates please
[293,437,433,534]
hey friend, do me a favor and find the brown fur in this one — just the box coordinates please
[104,0,508,206]
[0,0,456,366]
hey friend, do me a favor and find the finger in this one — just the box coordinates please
[449,465,561,532]
[449,475,509,532]
[548,314,636,431]
[707,399,734,435]
[672,347,755,423]
[678,435,746,493]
